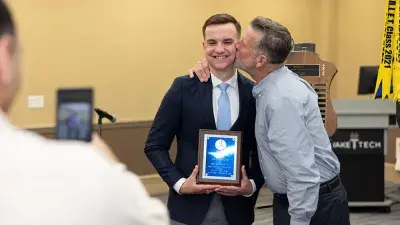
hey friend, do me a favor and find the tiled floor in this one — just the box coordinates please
[156,182,400,225]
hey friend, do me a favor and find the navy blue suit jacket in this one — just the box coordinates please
[144,73,264,225]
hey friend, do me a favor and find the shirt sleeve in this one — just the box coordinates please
[173,178,186,194]
[109,166,170,225]
[242,179,256,197]
[266,96,320,225]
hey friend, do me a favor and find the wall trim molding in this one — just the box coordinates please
[29,122,400,195]
[29,120,168,176]
[28,120,153,134]
[140,174,169,196]
[385,163,400,184]
[141,163,400,196]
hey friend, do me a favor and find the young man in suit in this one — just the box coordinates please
[144,14,264,225]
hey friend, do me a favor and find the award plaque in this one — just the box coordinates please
[285,51,338,137]
[197,129,242,186]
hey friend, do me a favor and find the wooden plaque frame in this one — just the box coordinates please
[285,51,338,137]
[197,129,242,186]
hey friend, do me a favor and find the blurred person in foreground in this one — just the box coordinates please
[0,1,169,224]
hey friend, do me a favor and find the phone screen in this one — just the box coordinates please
[56,88,93,142]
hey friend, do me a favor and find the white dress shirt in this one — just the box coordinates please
[173,71,256,196]
[0,112,169,225]
[210,71,240,126]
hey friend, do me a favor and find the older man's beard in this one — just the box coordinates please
[235,56,255,72]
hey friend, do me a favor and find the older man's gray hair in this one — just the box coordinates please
[250,17,294,64]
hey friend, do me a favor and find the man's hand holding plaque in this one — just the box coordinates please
[215,165,253,196]
[180,165,221,195]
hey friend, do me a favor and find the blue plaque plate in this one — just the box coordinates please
[197,129,242,186]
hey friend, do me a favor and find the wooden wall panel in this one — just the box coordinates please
[29,121,177,176]
[30,122,400,195]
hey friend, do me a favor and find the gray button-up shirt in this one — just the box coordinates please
[253,66,340,225]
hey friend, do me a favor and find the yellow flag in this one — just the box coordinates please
[393,0,400,101]
[375,0,399,100]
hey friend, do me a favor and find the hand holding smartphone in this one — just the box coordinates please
[56,88,93,142]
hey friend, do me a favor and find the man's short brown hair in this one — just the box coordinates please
[202,13,241,39]
[0,1,15,36]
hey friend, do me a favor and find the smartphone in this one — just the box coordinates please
[56,88,93,142]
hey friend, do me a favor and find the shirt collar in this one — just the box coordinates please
[252,66,287,98]
[211,70,238,88]
[0,110,11,129]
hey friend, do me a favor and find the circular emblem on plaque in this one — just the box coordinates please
[215,139,227,151]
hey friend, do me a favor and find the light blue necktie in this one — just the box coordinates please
[216,83,231,130]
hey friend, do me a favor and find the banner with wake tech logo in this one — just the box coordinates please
[374,0,400,100]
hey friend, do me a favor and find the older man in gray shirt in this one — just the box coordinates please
[235,17,349,225]
[191,16,350,225]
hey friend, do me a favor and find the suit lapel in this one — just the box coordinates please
[197,79,217,129]
[231,73,251,130]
